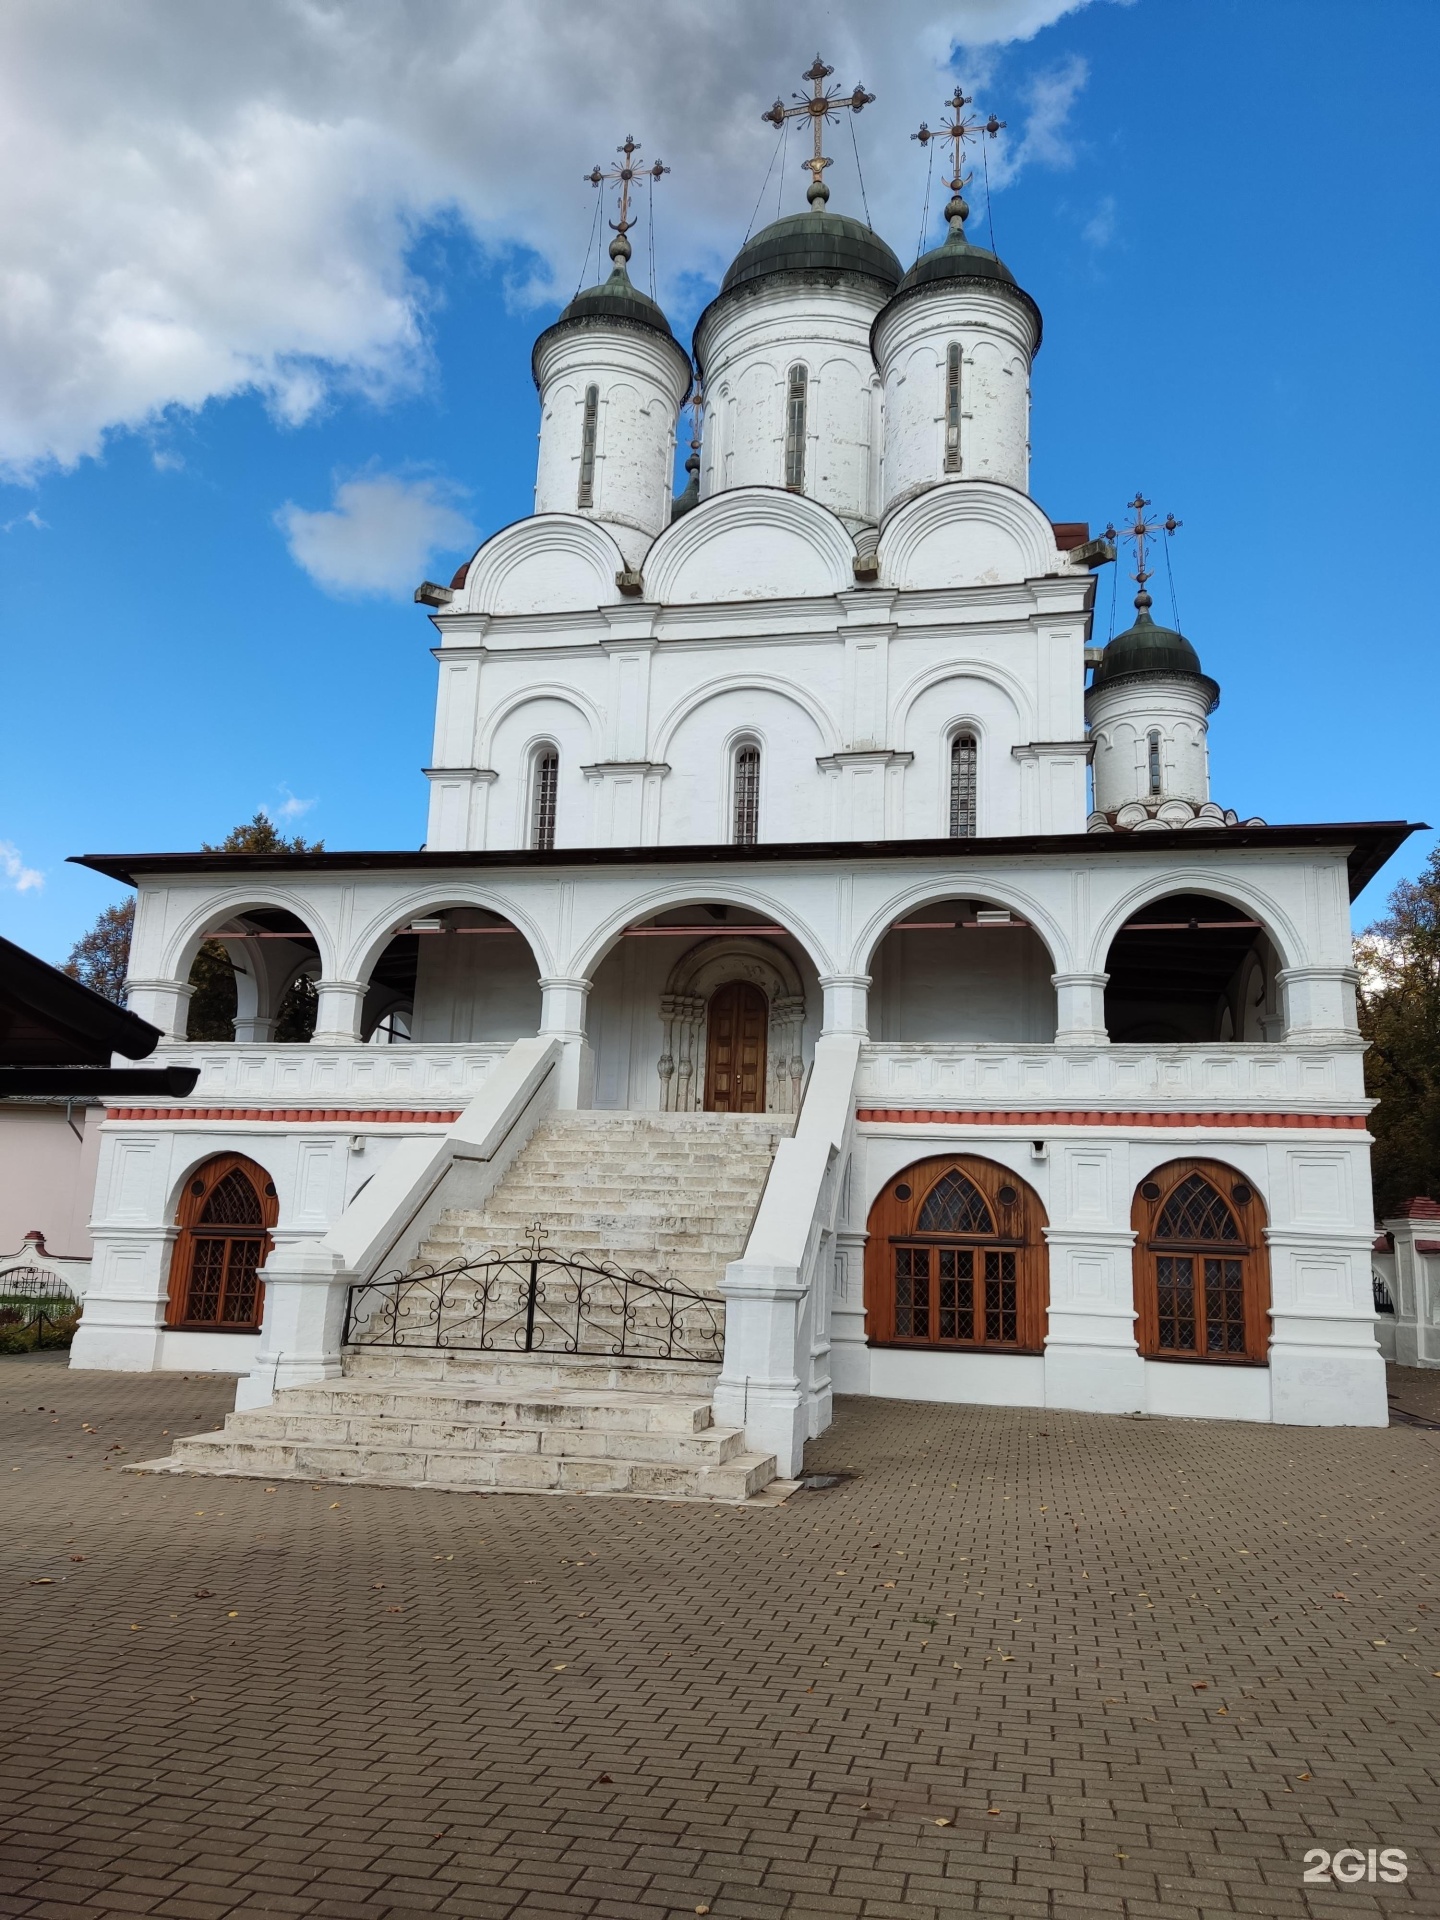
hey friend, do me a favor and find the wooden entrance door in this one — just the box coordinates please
[704,982,768,1112]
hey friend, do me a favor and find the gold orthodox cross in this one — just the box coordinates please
[585,136,669,261]
[762,56,875,206]
[1105,494,1182,596]
[912,86,1005,215]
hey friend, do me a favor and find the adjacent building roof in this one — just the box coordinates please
[0,931,162,1067]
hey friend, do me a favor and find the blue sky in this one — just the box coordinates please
[1,0,1435,964]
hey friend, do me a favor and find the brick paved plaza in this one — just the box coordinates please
[2,1354,1437,1920]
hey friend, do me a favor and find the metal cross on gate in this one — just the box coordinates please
[762,55,875,206]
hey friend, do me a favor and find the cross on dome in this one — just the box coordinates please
[1105,493,1182,613]
[761,55,875,207]
[585,135,669,266]
[912,86,1005,236]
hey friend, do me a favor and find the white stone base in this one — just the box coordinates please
[1142,1359,1271,1422]
[158,1331,259,1374]
[868,1347,1045,1407]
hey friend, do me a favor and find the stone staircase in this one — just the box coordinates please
[131,1111,794,1503]
[422,1109,793,1289]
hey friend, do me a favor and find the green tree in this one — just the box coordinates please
[63,815,325,1033]
[63,898,135,1003]
[1357,844,1440,1217]
[202,813,323,856]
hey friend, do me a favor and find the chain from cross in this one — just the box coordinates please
[585,135,669,261]
[762,55,874,205]
[1104,493,1182,594]
[911,85,1005,203]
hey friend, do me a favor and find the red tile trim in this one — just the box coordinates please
[104,1107,462,1124]
[855,1107,1366,1129]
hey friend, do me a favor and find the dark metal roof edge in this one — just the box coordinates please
[0,1065,201,1097]
[0,930,164,1062]
[72,822,1423,901]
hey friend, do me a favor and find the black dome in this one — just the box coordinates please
[875,222,1042,348]
[720,211,902,295]
[556,264,674,337]
[1090,597,1218,709]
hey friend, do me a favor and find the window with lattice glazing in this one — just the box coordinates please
[949,732,977,837]
[944,343,963,471]
[732,743,760,845]
[1132,1161,1269,1364]
[577,384,599,508]
[784,365,808,491]
[167,1154,277,1332]
[531,748,559,851]
[864,1156,1048,1351]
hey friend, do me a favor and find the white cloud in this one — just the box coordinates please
[0,841,43,891]
[264,785,317,823]
[1083,191,1118,248]
[277,471,476,599]
[0,0,1108,478]
[3,507,47,531]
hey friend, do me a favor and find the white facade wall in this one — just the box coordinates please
[424,570,1091,853]
[695,281,887,528]
[1089,676,1214,812]
[872,281,1037,512]
[533,322,691,565]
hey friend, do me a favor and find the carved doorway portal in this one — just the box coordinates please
[704,982,768,1112]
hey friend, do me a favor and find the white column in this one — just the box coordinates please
[819,974,869,1037]
[1277,966,1361,1044]
[539,976,594,1109]
[312,978,368,1045]
[1266,1225,1389,1425]
[1042,1228,1144,1414]
[714,1265,809,1476]
[124,978,193,1042]
[235,1238,349,1409]
[1385,1208,1440,1368]
[1052,971,1109,1045]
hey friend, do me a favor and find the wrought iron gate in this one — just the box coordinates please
[343,1227,723,1365]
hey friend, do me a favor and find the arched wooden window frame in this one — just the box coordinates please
[864,1154,1049,1352]
[1131,1159,1270,1365]
[166,1153,278,1333]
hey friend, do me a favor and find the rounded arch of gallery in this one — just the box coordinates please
[165,896,333,1045]
[859,886,1066,1046]
[579,895,827,1115]
[346,895,549,1046]
[1095,882,1294,1044]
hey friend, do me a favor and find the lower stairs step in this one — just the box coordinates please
[126,1357,782,1503]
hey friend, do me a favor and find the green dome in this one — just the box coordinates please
[556,263,674,337]
[876,211,1043,348]
[531,255,689,392]
[719,210,902,296]
[1090,595,1219,709]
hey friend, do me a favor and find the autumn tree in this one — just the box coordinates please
[1357,843,1440,1217]
[63,898,134,1003]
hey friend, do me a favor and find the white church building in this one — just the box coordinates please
[69,79,1415,1495]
